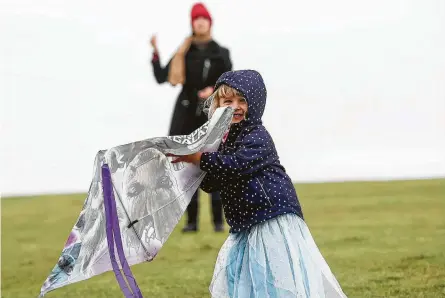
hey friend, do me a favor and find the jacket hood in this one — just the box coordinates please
[214,69,267,125]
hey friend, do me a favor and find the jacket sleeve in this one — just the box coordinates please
[151,52,171,84]
[200,127,273,177]
[200,173,223,193]
[221,47,232,71]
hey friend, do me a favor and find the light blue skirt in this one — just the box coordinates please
[209,214,348,298]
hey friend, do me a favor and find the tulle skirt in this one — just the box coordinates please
[209,213,348,298]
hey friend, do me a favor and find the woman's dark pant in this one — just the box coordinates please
[186,191,223,228]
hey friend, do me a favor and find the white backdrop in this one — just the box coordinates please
[1,0,444,196]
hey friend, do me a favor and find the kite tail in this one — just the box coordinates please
[102,164,143,298]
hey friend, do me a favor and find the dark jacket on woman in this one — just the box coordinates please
[152,40,232,135]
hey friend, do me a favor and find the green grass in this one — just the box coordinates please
[2,179,445,298]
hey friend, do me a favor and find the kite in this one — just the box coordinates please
[39,107,233,297]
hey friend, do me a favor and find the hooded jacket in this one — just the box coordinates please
[199,70,304,233]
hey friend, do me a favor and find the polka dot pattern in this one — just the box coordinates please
[200,70,304,233]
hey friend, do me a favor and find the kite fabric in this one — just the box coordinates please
[39,107,234,297]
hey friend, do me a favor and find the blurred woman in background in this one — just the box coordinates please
[149,2,232,232]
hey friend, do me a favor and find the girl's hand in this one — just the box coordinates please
[166,152,203,166]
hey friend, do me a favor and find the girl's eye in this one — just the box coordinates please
[224,100,232,104]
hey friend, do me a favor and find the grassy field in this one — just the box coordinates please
[1,179,445,298]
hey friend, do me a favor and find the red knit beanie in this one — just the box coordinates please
[191,3,212,26]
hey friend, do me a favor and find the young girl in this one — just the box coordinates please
[171,70,348,298]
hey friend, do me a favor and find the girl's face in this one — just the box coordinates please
[192,17,211,36]
[218,95,248,123]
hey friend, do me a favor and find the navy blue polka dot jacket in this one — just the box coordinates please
[199,70,304,233]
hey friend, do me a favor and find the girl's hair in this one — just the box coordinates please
[203,84,243,118]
